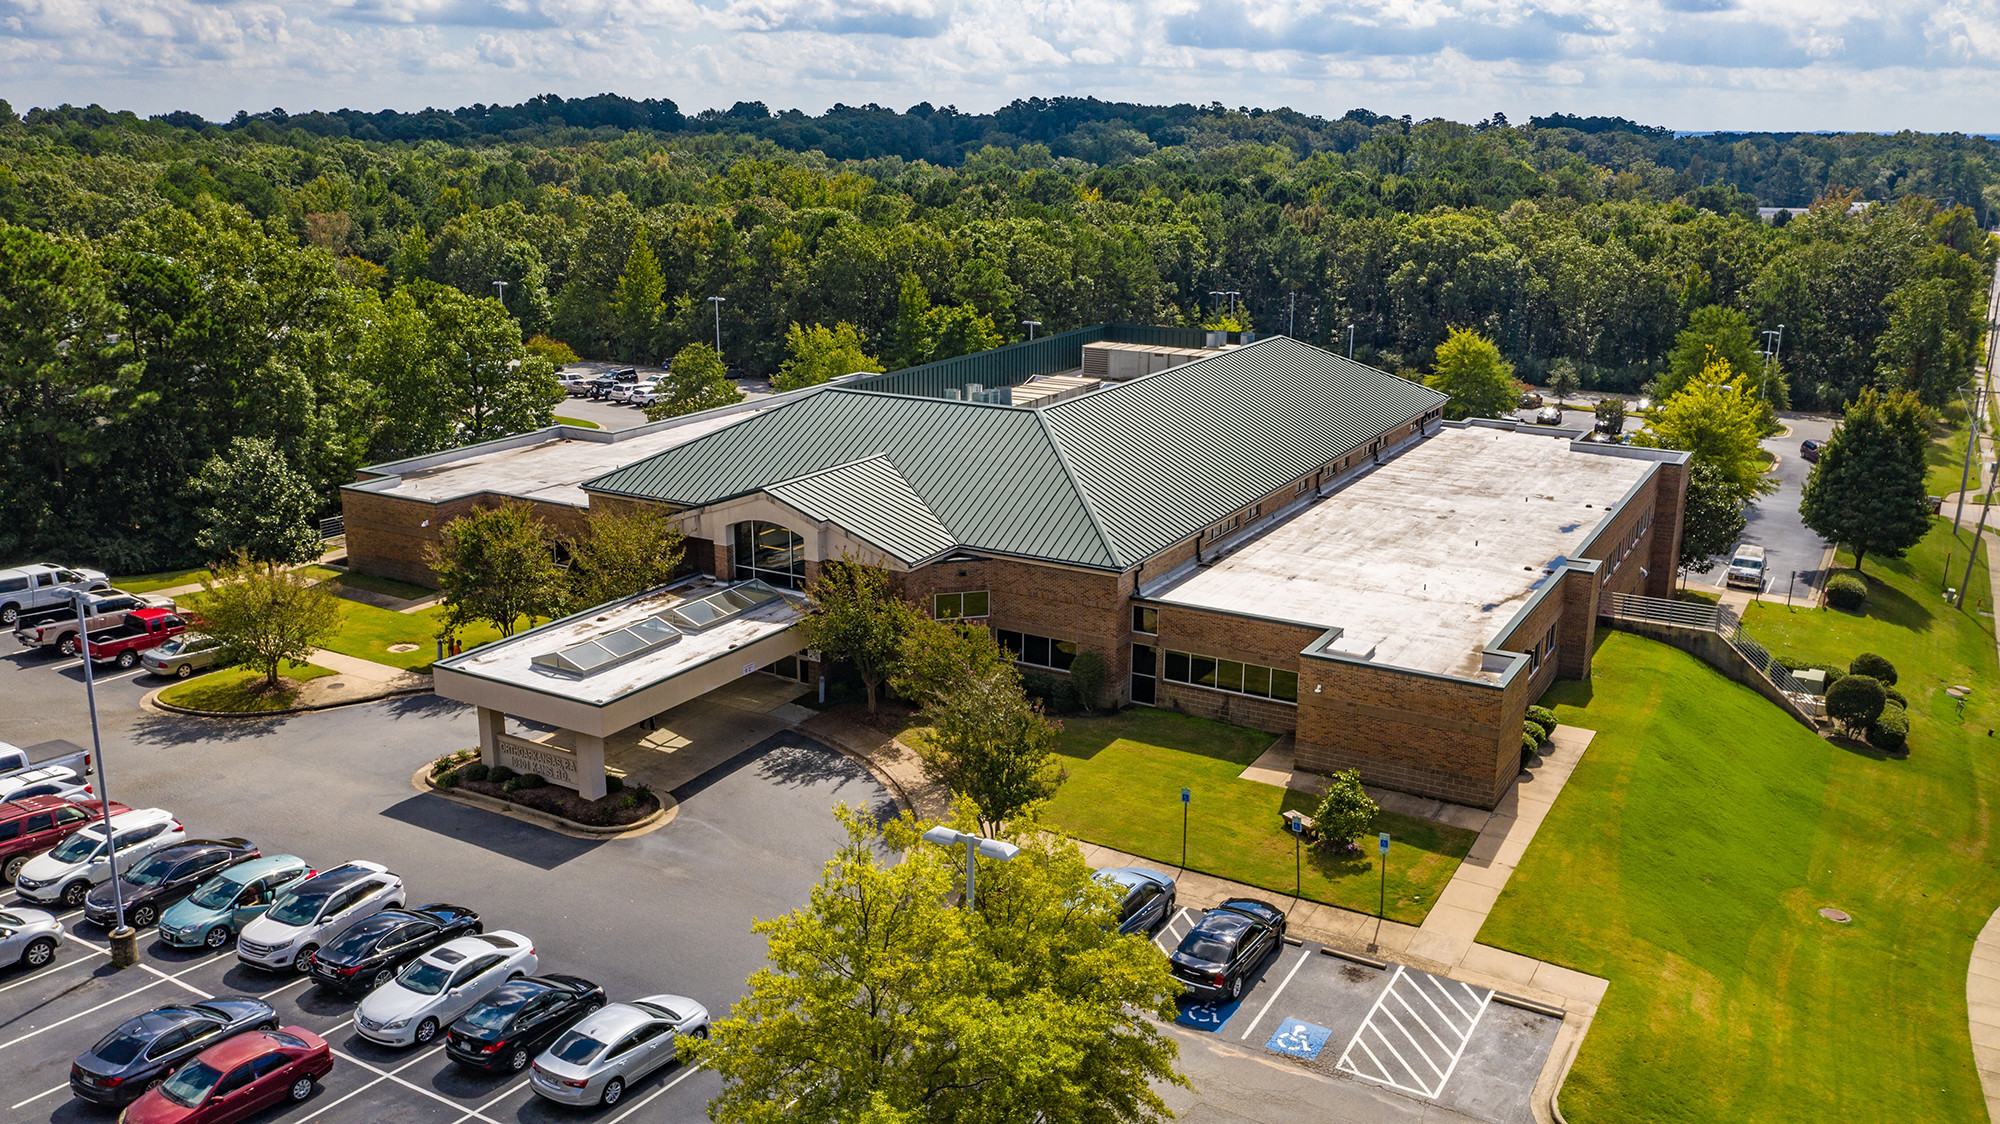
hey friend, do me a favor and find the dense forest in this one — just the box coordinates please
[0,95,1992,571]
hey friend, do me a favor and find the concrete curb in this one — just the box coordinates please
[142,681,433,718]
[411,766,676,840]
[792,720,928,817]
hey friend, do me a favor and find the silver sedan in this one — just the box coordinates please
[528,994,708,1108]
[140,633,224,679]
[0,906,63,969]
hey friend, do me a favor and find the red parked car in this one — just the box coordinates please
[116,1026,331,1123]
[0,796,129,885]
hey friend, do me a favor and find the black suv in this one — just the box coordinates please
[83,838,258,930]
[1170,898,1287,1003]
[585,368,639,399]
[308,903,482,994]
[446,974,607,1072]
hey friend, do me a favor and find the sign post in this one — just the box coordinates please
[1180,787,1191,870]
[1290,814,1304,899]
[1370,833,1390,952]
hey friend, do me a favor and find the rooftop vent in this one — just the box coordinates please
[531,614,682,677]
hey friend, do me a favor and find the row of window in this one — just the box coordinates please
[997,630,1079,671]
[1139,646,1300,703]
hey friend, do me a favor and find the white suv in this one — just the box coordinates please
[238,861,404,971]
[610,380,656,405]
[14,808,185,909]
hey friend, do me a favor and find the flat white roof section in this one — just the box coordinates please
[1150,427,1655,681]
[365,408,766,507]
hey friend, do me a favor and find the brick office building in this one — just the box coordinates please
[563,336,1689,809]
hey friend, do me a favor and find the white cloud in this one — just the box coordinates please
[0,0,1996,130]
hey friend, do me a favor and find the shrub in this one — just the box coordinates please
[456,762,490,784]
[1020,672,1059,710]
[616,793,638,811]
[1525,706,1558,738]
[503,773,546,793]
[1825,572,1868,610]
[1522,729,1541,765]
[1068,650,1107,713]
[1884,684,1907,708]
[604,774,625,795]
[1822,665,1847,689]
[1867,704,1909,751]
[437,770,459,789]
[1849,652,1897,685]
[487,764,517,783]
[1826,674,1887,733]
[1311,770,1379,850]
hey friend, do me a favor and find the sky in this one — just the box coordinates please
[1,0,1997,133]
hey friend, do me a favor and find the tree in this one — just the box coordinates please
[1310,769,1379,851]
[1660,305,1761,399]
[698,804,1185,1124]
[1677,461,1749,573]
[1546,358,1581,403]
[1825,674,1887,735]
[427,502,566,638]
[1799,389,1933,573]
[1849,652,1898,685]
[1874,277,1970,408]
[645,343,746,420]
[918,666,1065,836]
[1594,397,1626,433]
[194,555,341,689]
[563,506,685,612]
[1067,649,1107,712]
[773,322,883,392]
[887,272,934,370]
[1636,361,1775,502]
[927,304,1004,362]
[524,335,580,368]
[1424,328,1518,421]
[610,236,666,363]
[799,559,912,713]
[191,436,324,565]
[892,614,1016,712]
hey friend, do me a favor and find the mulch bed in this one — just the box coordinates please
[450,778,660,826]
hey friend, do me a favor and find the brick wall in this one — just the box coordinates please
[1293,658,1516,808]
[344,489,586,589]
[1154,682,1297,734]
[901,556,1132,692]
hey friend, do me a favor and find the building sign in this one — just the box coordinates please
[495,733,579,788]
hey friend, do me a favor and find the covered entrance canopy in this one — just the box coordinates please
[432,577,812,798]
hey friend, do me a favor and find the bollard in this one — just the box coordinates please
[109,925,139,968]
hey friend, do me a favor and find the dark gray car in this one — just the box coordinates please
[1095,867,1177,935]
[69,998,279,1106]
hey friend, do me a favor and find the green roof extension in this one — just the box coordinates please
[583,336,1447,572]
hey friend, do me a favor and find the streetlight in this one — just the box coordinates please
[921,826,1019,910]
[71,591,136,967]
[1021,320,1041,341]
[707,296,726,360]
[1347,324,1356,360]
[492,279,508,306]
[1759,324,1783,401]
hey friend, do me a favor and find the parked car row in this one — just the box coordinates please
[13,588,175,657]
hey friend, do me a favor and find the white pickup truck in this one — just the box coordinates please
[0,741,94,789]
[13,589,174,657]
[0,564,109,626]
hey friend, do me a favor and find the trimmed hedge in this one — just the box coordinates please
[1526,705,1558,738]
[488,765,517,783]
[1825,572,1868,611]
[503,773,546,793]
[1850,652,1897,685]
[456,762,490,784]
[1868,704,1909,751]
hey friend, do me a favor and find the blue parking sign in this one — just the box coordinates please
[1378,832,1391,855]
[1265,1017,1333,1060]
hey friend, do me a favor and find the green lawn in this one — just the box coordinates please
[158,661,335,712]
[112,566,214,593]
[1481,519,2000,1124]
[319,601,513,671]
[1041,709,1477,924]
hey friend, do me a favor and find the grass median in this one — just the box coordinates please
[1482,518,1999,1124]
[158,662,336,712]
[1039,709,1476,924]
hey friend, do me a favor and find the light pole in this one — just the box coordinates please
[1287,291,1295,337]
[1759,325,1783,401]
[72,591,136,967]
[1021,320,1041,341]
[921,826,1019,910]
[1956,460,1998,609]
[492,279,508,306]
[1955,382,1984,532]
[1347,324,1356,360]
[707,296,726,360]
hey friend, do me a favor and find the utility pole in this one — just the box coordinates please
[707,296,726,360]
[1958,461,1998,609]
[1347,324,1356,360]
[1287,291,1296,337]
[1955,383,1982,532]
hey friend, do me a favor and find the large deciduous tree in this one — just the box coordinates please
[1636,361,1776,502]
[562,506,686,612]
[610,235,666,363]
[645,343,745,420]
[1799,389,1933,574]
[194,555,341,689]
[891,613,1016,712]
[916,666,1065,836]
[1873,276,1970,409]
[1659,305,1762,400]
[1425,327,1518,420]
[773,322,883,391]
[798,560,912,714]
[427,502,566,638]
[1677,461,1750,573]
[192,436,325,565]
[698,804,1185,1124]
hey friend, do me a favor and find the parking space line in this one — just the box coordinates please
[252,973,316,1001]
[138,959,216,999]
[1388,989,1454,1056]
[0,951,99,995]
[1376,1005,1445,1079]
[606,1062,705,1124]
[9,1080,71,1110]
[1431,988,1494,1097]
[448,1077,533,1124]
[300,1070,394,1121]
[1153,908,1192,952]
[330,1045,505,1124]
[1236,945,1312,1041]
[1404,971,1466,1034]
[0,973,171,1050]
[1335,965,1496,1100]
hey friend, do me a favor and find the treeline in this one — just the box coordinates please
[0,99,1991,571]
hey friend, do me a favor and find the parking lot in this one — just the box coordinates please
[0,639,891,1123]
[1152,909,1560,1124]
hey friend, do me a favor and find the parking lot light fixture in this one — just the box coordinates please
[71,591,136,966]
[921,826,1018,910]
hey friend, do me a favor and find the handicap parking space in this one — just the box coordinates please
[1158,906,1561,1124]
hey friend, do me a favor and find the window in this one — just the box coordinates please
[1131,644,1157,705]
[1131,606,1157,635]
[733,521,805,590]
[933,591,989,619]
[997,630,1076,671]
[0,821,17,841]
[1162,649,1298,703]
[1295,477,1310,496]
[1209,515,1239,538]
[52,808,84,827]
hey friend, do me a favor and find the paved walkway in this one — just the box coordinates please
[1961,330,2000,1122]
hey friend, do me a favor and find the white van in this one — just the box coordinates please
[1725,545,1766,591]
[0,564,110,625]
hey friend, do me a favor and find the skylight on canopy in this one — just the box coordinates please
[531,614,682,677]
[660,580,784,631]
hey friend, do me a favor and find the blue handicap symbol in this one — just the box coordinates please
[1173,995,1245,1033]
[1264,1016,1333,1060]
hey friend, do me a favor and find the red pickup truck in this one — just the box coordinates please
[80,609,189,669]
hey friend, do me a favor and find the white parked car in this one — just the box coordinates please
[530,995,709,1108]
[0,765,87,803]
[357,932,538,1047]
[237,861,404,972]
[14,807,185,908]
[610,380,657,405]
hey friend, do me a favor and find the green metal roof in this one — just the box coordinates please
[584,337,1447,572]
[763,456,958,565]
